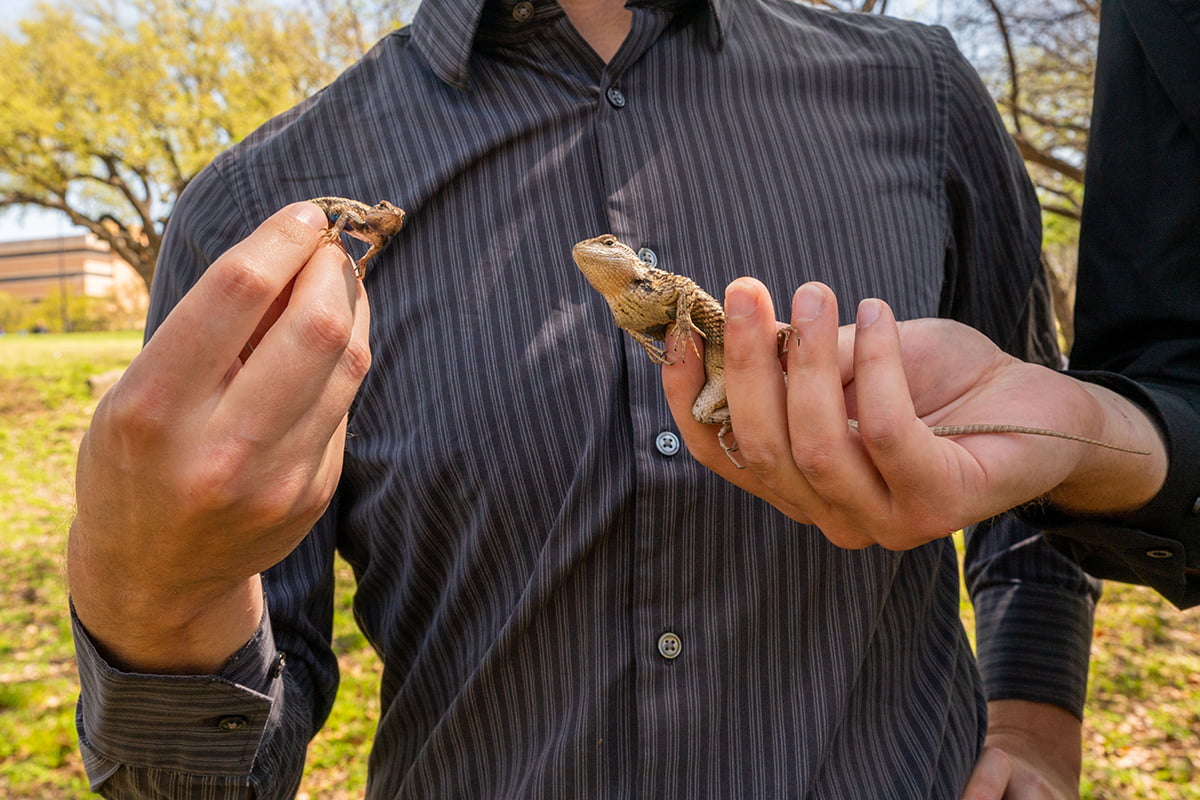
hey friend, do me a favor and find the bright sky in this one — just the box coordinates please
[1,0,70,241]
[0,0,947,242]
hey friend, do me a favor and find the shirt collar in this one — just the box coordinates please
[411,0,727,90]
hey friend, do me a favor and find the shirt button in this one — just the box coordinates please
[1146,549,1175,559]
[655,431,680,456]
[217,715,249,731]
[637,247,658,267]
[512,1,534,21]
[605,87,626,108]
[657,631,682,659]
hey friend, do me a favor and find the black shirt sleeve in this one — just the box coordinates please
[1021,0,1200,608]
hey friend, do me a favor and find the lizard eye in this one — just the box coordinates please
[601,237,616,246]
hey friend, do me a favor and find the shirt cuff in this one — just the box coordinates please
[972,581,1095,719]
[71,603,287,790]
[1019,372,1200,609]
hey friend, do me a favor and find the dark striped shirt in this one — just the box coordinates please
[73,0,1099,797]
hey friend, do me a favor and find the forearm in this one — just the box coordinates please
[985,699,1081,770]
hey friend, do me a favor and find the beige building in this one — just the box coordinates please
[0,232,147,311]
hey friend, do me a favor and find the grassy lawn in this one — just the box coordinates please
[1,331,1196,797]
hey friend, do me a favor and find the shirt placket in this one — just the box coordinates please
[589,11,711,794]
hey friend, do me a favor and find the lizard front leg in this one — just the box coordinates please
[670,289,708,362]
[320,206,366,244]
[630,330,672,365]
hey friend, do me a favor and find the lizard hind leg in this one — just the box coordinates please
[776,325,795,357]
[353,243,383,279]
[716,420,745,469]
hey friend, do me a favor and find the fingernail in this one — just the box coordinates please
[724,280,758,320]
[792,283,825,322]
[289,201,327,230]
[857,298,883,327]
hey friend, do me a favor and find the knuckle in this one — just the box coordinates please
[340,338,373,382]
[251,467,334,532]
[819,522,874,550]
[721,343,759,372]
[246,490,304,532]
[184,445,255,512]
[854,419,904,453]
[211,256,274,305]
[299,304,354,356]
[184,448,316,530]
[99,373,176,445]
[732,437,783,473]
[789,439,841,482]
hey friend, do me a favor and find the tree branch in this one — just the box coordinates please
[1012,135,1085,184]
[985,0,1023,136]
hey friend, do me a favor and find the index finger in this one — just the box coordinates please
[138,202,334,392]
[850,299,945,478]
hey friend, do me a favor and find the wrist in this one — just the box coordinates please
[984,699,1082,799]
[68,520,263,674]
[1044,380,1168,516]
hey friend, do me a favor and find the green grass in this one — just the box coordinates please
[1,332,1197,798]
[0,332,144,796]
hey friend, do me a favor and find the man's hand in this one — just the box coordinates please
[68,202,371,674]
[662,279,1167,549]
[962,700,1082,800]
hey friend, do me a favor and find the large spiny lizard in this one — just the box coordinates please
[571,233,1149,467]
[309,197,406,278]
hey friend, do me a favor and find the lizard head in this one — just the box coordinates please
[571,234,646,297]
[364,201,406,236]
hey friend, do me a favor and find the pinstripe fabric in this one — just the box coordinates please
[73,0,1099,797]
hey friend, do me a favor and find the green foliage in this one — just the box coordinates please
[0,0,353,290]
[0,291,25,333]
[0,288,144,334]
[1044,208,1082,249]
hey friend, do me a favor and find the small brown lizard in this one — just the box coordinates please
[309,197,406,278]
[571,233,1149,466]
